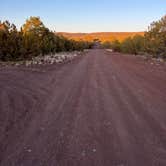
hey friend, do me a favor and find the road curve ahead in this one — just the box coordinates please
[0,49,166,166]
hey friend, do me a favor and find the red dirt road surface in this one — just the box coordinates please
[0,49,166,166]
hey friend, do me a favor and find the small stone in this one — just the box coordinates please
[60,132,64,137]
[27,149,32,153]
[112,76,116,80]
[92,148,96,152]
[40,127,45,131]
[81,150,86,156]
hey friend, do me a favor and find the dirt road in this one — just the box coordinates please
[0,49,166,166]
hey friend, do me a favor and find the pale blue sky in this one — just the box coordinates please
[0,0,166,32]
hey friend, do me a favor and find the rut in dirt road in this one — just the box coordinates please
[0,49,166,166]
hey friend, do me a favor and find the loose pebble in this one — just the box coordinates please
[27,149,32,153]
[81,150,86,156]
[92,148,97,152]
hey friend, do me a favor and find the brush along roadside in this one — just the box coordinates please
[0,51,88,67]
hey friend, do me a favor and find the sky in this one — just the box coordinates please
[0,0,166,32]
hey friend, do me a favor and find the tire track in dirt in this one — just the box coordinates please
[0,49,166,166]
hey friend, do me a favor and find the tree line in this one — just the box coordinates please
[0,17,93,61]
[105,15,166,59]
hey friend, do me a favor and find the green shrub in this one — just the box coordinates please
[0,17,92,61]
